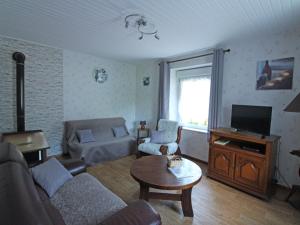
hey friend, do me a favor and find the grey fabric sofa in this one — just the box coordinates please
[63,117,136,165]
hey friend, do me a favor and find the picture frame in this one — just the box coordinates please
[256,57,294,90]
[143,77,150,86]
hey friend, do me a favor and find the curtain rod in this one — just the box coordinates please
[166,49,230,64]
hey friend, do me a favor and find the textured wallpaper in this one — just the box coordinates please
[221,30,300,185]
[63,50,137,131]
[135,61,160,130]
[0,36,63,155]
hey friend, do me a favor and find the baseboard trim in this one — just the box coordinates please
[181,154,208,165]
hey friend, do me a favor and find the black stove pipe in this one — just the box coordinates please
[12,52,26,132]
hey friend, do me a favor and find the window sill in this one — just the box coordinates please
[182,127,208,134]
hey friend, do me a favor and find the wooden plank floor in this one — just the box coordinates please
[87,155,300,225]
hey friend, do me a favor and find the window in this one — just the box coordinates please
[171,67,211,131]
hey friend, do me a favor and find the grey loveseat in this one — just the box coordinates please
[63,117,136,165]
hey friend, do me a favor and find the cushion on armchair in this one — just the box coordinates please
[150,130,169,144]
[138,142,178,155]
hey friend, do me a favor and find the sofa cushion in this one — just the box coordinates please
[150,130,170,144]
[31,158,73,197]
[76,129,96,144]
[112,126,128,138]
[50,173,127,225]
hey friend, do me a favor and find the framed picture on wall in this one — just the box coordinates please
[143,77,150,86]
[256,57,294,90]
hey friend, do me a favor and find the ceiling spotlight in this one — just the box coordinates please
[125,14,160,40]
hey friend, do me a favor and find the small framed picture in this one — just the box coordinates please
[143,77,150,86]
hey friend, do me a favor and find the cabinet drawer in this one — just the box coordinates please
[234,153,266,190]
[209,147,235,179]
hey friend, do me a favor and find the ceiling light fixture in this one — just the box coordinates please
[124,14,159,40]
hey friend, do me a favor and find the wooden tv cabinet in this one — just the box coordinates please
[208,128,280,199]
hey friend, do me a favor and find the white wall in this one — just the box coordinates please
[220,30,300,185]
[63,50,137,131]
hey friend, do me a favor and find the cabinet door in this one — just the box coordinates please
[209,147,235,178]
[234,153,265,190]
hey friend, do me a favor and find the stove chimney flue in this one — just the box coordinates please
[13,52,26,132]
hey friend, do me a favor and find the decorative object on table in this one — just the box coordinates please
[2,130,50,166]
[284,92,300,208]
[143,77,150,86]
[256,57,294,90]
[167,155,183,168]
[124,14,159,40]
[94,68,108,83]
[137,127,150,146]
[139,120,147,129]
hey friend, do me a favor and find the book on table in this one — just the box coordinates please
[168,165,194,179]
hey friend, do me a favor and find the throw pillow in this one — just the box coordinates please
[31,158,73,197]
[112,126,129,138]
[150,130,168,144]
[76,129,96,143]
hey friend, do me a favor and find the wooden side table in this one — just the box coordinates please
[137,128,150,145]
[2,130,50,166]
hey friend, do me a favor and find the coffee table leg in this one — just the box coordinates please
[181,187,193,217]
[139,183,149,201]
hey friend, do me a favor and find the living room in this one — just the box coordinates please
[0,1,300,225]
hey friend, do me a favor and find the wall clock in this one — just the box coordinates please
[94,68,108,83]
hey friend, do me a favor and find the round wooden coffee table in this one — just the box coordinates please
[130,155,202,217]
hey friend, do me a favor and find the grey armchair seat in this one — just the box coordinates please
[137,119,182,156]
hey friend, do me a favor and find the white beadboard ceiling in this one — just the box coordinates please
[0,0,299,61]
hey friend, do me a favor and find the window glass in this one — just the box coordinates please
[178,75,211,130]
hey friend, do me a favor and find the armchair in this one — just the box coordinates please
[137,119,182,157]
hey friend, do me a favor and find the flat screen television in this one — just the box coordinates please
[231,104,272,136]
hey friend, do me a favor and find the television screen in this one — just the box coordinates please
[231,104,272,136]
